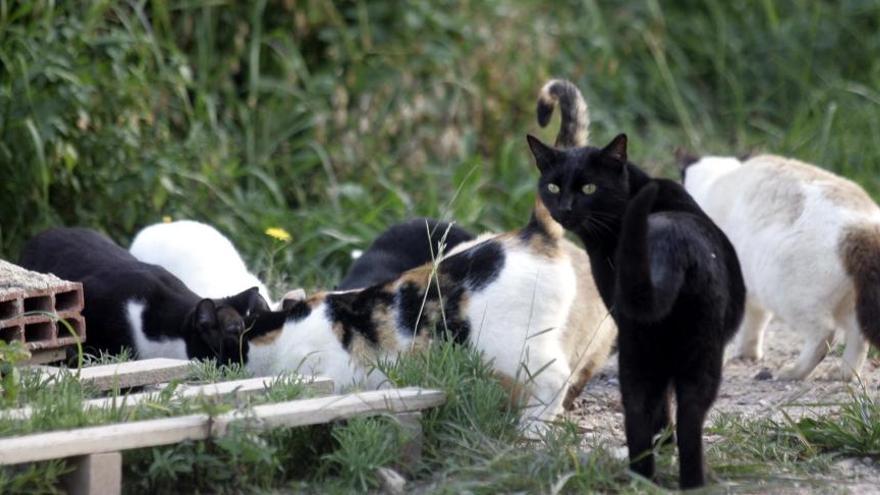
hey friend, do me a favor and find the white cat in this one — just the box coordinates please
[130,220,275,308]
[682,154,880,380]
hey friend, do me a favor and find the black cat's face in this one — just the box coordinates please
[527,134,631,235]
[187,300,248,365]
[187,287,270,365]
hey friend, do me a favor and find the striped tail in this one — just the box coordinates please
[536,79,590,148]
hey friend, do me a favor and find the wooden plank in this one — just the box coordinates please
[212,387,445,435]
[62,452,122,495]
[1,375,335,421]
[23,348,67,365]
[36,358,192,391]
[0,387,445,465]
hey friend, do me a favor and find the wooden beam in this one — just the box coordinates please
[1,375,335,421]
[0,387,445,465]
[36,358,192,391]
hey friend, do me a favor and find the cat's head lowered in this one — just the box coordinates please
[527,133,631,235]
[186,286,270,365]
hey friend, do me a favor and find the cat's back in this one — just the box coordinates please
[338,218,474,290]
[647,181,744,295]
[131,220,247,272]
[744,154,880,219]
[130,220,260,298]
[21,227,139,279]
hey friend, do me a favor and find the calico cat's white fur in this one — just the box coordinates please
[246,204,607,433]
[683,154,880,380]
[130,220,274,306]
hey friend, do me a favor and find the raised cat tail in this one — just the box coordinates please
[523,196,567,248]
[614,183,684,322]
[841,225,880,347]
[536,79,590,148]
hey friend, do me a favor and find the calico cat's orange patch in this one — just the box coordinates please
[249,328,282,345]
[750,154,877,214]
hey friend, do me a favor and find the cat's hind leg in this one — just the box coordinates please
[673,350,723,489]
[620,362,670,482]
[777,315,836,380]
[829,309,868,381]
[729,297,772,362]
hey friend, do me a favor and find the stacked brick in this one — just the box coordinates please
[0,260,86,351]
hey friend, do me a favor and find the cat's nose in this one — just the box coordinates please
[560,197,573,211]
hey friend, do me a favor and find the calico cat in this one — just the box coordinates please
[130,220,274,309]
[336,218,475,290]
[246,198,607,434]
[529,80,745,489]
[336,216,616,410]
[19,227,264,364]
[681,154,880,380]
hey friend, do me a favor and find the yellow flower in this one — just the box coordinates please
[265,227,292,242]
[162,215,172,223]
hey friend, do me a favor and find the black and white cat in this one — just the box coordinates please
[528,80,746,488]
[130,220,274,310]
[19,227,265,364]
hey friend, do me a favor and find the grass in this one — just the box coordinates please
[2,340,879,493]
[2,0,880,492]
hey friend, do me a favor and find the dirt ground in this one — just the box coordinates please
[570,319,880,494]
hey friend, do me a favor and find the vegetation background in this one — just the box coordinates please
[2,0,878,292]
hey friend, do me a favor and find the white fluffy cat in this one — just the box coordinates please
[682,154,880,380]
[130,220,275,307]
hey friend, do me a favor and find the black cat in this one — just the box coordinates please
[19,227,267,364]
[527,133,745,489]
[337,218,474,290]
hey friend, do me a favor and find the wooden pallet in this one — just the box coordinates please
[0,359,445,495]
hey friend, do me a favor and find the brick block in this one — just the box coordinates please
[0,261,86,353]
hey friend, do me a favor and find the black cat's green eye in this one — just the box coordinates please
[581,183,597,195]
[547,183,561,194]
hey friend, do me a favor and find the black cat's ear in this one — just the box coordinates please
[602,133,628,165]
[674,148,700,181]
[224,287,270,316]
[195,299,218,329]
[526,134,558,173]
[281,288,307,311]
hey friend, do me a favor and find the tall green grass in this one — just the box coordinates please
[2,1,878,290]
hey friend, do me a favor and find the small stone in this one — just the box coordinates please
[754,369,774,381]
[376,467,406,495]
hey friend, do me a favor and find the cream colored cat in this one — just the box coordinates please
[682,154,880,380]
[537,78,616,406]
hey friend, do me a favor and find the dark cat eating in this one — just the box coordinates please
[19,227,266,364]
[337,218,474,290]
[528,82,745,489]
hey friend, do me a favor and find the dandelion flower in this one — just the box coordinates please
[162,216,172,223]
[265,227,292,242]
